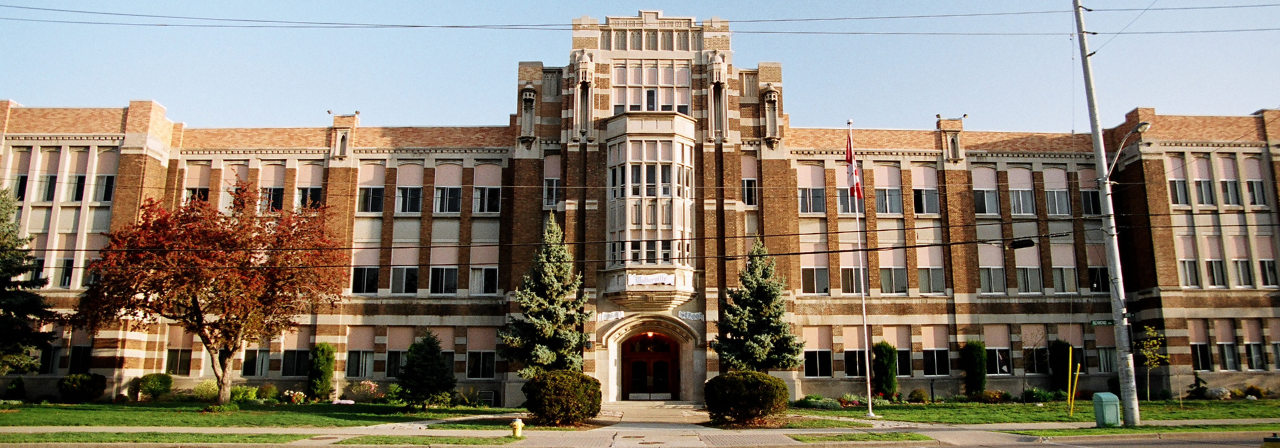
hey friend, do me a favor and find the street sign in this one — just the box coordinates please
[1091,320,1114,326]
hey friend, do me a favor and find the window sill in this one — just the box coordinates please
[354,212,382,217]
[914,213,941,219]
[395,212,422,218]
[433,212,461,217]
[875,213,904,218]
[472,212,501,217]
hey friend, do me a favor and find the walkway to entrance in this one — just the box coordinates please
[600,401,708,427]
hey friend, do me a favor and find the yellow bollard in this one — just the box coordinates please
[510,418,525,438]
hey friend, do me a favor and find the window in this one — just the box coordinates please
[923,349,950,376]
[804,350,832,377]
[1052,268,1077,293]
[38,345,58,375]
[1190,343,1212,371]
[474,187,500,213]
[1089,267,1110,292]
[434,187,461,213]
[397,187,423,213]
[242,349,270,377]
[352,267,378,294]
[896,348,911,376]
[346,350,374,378]
[844,350,867,377]
[837,189,865,214]
[1024,347,1050,374]
[1247,180,1267,205]
[386,350,407,378]
[1097,347,1117,373]
[58,259,73,288]
[543,179,562,207]
[1195,180,1216,205]
[913,189,939,214]
[391,267,418,294]
[69,175,86,202]
[841,267,867,294]
[979,268,1005,293]
[29,258,44,282]
[875,188,903,214]
[282,350,310,376]
[1046,190,1070,215]
[1016,268,1042,293]
[1169,179,1189,205]
[1010,190,1035,215]
[13,175,27,201]
[259,187,284,212]
[918,268,944,294]
[297,187,322,209]
[466,351,496,379]
[1235,260,1253,287]
[799,188,825,213]
[801,268,829,295]
[1180,260,1201,287]
[986,347,1012,375]
[1245,343,1266,370]
[1261,260,1278,286]
[82,264,100,287]
[646,241,657,264]
[472,267,499,295]
[646,165,657,197]
[974,190,999,214]
[880,268,907,294]
[1222,180,1242,205]
[93,175,114,202]
[40,175,56,201]
[66,345,91,374]
[186,187,210,203]
[358,187,384,213]
[430,267,458,294]
[1081,190,1101,215]
[1205,260,1227,287]
[742,179,758,206]
[1219,342,1240,371]
[165,349,193,376]
[1274,343,1280,370]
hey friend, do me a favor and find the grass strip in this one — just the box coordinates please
[1007,423,1280,437]
[337,435,524,445]
[0,432,311,444]
[780,418,872,429]
[428,418,574,431]
[0,403,516,428]
[791,399,1280,424]
[789,432,932,443]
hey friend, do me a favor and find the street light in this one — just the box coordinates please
[1105,122,1152,178]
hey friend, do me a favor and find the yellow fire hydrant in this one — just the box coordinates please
[510,418,524,438]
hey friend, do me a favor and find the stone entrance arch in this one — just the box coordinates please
[598,314,705,402]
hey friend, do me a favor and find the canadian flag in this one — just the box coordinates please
[846,128,863,199]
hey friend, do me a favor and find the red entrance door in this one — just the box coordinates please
[621,332,679,401]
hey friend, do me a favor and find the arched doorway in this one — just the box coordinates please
[620,332,680,400]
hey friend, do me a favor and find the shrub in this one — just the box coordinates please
[308,343,336,401]
[257,384,279,401]
[977,390,1011,403]
[138,373,173,400]
[346,380,380,403]
[523,370,601,426]
[959,341,986,396]
[191,380,219,402]
[57,373,107,403]
[230,385,257,403]
[1022,387,1055,403]
[704,371,787,425]
[945,394,970,404]
[794,395,841,409]
[202,403,239,413]
[1245,385,1264,399]
[4,377,26,401]
[282,390,307,404]
[452,386,484,407]
[838,393,863,407]
[907,388,928,403]
[871,341,898,398]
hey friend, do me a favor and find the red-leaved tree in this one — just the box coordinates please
[74,185,346,404]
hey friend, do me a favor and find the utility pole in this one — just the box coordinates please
[1073,0,1141,426]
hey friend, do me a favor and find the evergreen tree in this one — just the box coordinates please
[398,332,456,410]
[710,240,803,372]
[308,343,336,401]
[498,217,591,379]
[0,189,52,376]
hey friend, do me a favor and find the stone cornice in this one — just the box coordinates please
[5,134,124,142]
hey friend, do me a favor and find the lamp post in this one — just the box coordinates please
[1074,0,1145,426]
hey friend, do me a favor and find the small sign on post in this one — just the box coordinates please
[1091,320,1114,326]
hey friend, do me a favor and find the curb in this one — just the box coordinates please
[1036,429,1277,443]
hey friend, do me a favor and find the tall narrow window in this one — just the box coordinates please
[742,179,758,206]
[93,175,115,202]
[69,175,86,202]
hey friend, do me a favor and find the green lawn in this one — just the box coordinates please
[429,418,575,431]
[0,432,312,444]
[337,435,524,445]
[0,402,516,427]
[791,399,1280,424]
[779,418,872,429]
[788,432,932,443]
[1007,423,1280,437]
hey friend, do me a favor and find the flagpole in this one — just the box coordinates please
[849,120,875,418]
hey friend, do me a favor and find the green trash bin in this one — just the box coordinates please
[1092,392,1121,427]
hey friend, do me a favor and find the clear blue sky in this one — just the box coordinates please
[1,1,1277,133]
